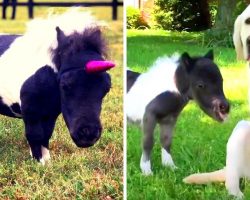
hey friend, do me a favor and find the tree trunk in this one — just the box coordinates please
[213,0,237,31]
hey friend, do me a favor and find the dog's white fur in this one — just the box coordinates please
[184,120,250,199]
[126,55,180,122]
[233,5,250,60]
[0,9,103,107]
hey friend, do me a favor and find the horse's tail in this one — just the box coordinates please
[183,168,226,184]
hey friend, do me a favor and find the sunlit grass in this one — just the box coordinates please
[0,5,123,199]
[127,29,250,200]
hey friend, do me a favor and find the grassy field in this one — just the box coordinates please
[0,4,123,200]
[127,29,250,200]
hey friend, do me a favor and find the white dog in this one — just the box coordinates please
[233,5,250,61]
[184,7,250,198]
[183,120,250,199]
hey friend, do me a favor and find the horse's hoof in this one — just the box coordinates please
[140,159,153,175]
[39,158,46,166]
[161,148,177,169]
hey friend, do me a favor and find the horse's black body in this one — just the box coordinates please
[0,35,20,55]
[127,70,140,92]
[127,51,230,174]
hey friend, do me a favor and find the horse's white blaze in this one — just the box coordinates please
[161,148,176,169]
[140,154,153,175]
[0,9,103,106]
[126,55,180,122]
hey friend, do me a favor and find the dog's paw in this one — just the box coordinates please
[161,148,177,169]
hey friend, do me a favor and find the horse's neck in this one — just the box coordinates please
[174,64,192,98]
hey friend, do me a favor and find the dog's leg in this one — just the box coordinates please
[160,120,177,169]
[140,111,157,175]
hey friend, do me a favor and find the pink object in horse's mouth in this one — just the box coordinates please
[86,60,116,73]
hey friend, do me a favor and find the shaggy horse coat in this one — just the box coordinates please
[126,51,229,175]
[0,10,115,164]
[184,120,250,199]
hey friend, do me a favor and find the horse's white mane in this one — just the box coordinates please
[0,9,104,106]
[126,54,180,122]
[25,8,105,58]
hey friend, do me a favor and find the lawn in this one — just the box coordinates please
[127,29,250,200]
[0,4,123,200]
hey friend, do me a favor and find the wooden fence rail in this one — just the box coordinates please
[1,0,123,20]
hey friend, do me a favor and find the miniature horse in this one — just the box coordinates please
[0,10,115,164]
[126,51,230,175]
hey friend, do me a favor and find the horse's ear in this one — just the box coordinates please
[204,49,214,60]
[56,26,67,47]
[91,27,101,38]
[181,52,193,72]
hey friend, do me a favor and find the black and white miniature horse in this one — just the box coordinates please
[126,51,230,175]
[0,10,115,164]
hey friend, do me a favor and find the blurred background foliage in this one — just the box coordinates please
[127,0,250,47]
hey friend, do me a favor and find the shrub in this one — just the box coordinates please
[153,0,211,31]
[153,9,173,30]
[127,6,141,29]
[202,29,233,48]
[127,6,149,29]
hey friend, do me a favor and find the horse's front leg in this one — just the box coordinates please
[24,119,45,163]
[41,117,57,162]
[24,117,57,164]
[140,111,157,175]
[159,119,177,169]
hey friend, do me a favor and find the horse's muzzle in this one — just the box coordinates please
[71,126,102,148]
[213,99,230,122]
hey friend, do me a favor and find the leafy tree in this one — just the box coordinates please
[154,0,211,31]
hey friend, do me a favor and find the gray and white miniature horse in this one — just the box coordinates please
[0,10,115,164]
[126,51,230,175]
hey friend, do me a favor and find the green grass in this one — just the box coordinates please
[127,29,250,200]
[0,5,123,200]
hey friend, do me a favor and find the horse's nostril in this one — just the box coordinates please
[78,126,101,141]
[219,102,229,114]
[219,104,225,110]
